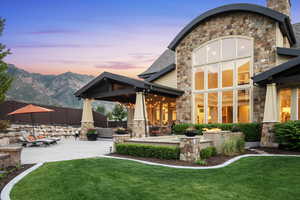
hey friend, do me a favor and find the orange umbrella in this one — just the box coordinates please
[8,104,54,135]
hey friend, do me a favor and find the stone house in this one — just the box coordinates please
[75,0,300,146]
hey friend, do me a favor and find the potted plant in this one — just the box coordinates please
[86,129,98,141]
[184,126,198,137]
[115,127,128,135]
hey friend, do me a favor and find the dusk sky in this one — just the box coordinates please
[1,0,299,77]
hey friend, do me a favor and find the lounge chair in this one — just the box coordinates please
[19,136,43,147]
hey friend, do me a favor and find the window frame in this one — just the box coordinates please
[192,36,254,124]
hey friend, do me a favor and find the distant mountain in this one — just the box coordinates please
[6,64,115,111]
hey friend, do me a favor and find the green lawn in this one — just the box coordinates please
[11,157,300,200]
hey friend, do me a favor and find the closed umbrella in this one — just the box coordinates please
[8,104,54,135]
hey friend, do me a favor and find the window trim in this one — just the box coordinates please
[192,36,254,124]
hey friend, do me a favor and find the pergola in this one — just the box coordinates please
[74,72,183,139]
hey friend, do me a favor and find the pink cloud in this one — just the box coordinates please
[11,44,110,48]
[95,61,142,70]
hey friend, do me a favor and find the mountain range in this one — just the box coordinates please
[6,65,115,111]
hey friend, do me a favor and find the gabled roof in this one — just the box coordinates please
[277,47,300,57]
[168,3,296,50]
[252,56,300,85]
[138,49,175,78]
[293,23,300,49]
[146,64,176,82]
[74,72,183,98]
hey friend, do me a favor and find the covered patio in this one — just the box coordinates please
[74,72,183,139]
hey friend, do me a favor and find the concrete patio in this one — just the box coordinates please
[21,138,113,164]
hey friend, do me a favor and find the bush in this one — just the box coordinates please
[223,137,245,156]
[274,121,300,151]
[195,159,207,166]
[87,129,97,135]
[0,120,10,130]
[172,123,261,142]
[116,143,180,160]
[200,147,217,159]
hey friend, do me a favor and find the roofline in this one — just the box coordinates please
[74,71,184,98]
[168,3,296,50]
[145,64,176,82]
[252,56,300,85]
[277,47,300,57]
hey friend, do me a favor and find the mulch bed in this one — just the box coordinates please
[0,164,34,192]
[108,150,257,167]
[254,147,300,155]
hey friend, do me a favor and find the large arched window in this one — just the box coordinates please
[193,36,253,124]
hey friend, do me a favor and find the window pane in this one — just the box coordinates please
[222,38,236,60]
[237,38,251,57]
[195,94,205,124]
[222,91,233,123]
[208,93,218,123]
[222,62,234,87]
[280,89,291,122]
[195,67,204,90]
[193,47,206,66]
[208,64,219,89]
[238,90,250,123]
[207,40,220,63]
[237,59,250,85]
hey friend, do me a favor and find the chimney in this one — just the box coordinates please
[267,0,291,17]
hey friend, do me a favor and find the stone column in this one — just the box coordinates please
[179,136,202,162]
[80,98,94,140]
[126,106,135,131]
[132,92,148,138]
[261,83,279,147]
[112,134,131,153]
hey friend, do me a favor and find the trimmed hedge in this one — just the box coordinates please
[173,123,262,142]
[116,143,180,160]
[274,121,300,151]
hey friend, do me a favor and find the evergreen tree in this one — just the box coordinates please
[111,104,127,122]
[0,18,12,103]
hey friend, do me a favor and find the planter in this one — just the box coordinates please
[115,130,128,135]
[184,130,198,137]
[87,134,98,141]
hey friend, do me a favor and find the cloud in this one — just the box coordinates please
[95,61,142,70]
[128,53,156,60]
[27,29,79,35]
[11,44,110,48]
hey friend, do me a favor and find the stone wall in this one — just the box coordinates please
[0,124,80,145]
[175,12,279,123]
[267,0,291,17]
[179,137,212,162]
[203,131,244,154]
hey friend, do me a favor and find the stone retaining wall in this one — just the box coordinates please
[0,124,80,145]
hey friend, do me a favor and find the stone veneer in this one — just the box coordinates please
[260,122,279,147]
[176,12,279,124]
[179,137,212,162]
[132,120,148,138]
[112,134,131,152]
[267,0,291,17]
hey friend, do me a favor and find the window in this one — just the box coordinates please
[280,89,291,122]
[193,36,252,123]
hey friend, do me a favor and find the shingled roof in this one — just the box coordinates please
[293,23,300,49]
[138,49,175,78]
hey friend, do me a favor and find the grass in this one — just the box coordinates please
[11,157,300,200]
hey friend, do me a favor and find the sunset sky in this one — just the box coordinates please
[1,0,299,78]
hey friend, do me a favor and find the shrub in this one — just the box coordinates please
[173,123,261,142]
[116,143,180,160]
[0,120,10,130]
[87,129,97,135]
[200,146,217,159]
[274,121,300,151]
[195,159,207,166]
[222,137,246,156]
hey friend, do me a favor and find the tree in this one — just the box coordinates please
[0,18,12,103]
[111,104,127,121]
[95,105,106,115]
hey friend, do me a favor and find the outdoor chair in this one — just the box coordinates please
[19,136,43,147]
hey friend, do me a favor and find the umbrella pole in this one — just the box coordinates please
[31,113,35,136]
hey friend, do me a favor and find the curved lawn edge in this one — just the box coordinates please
[100,154,300,169]
[1,163,44,200]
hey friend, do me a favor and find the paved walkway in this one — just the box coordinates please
[21,138,113,164]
